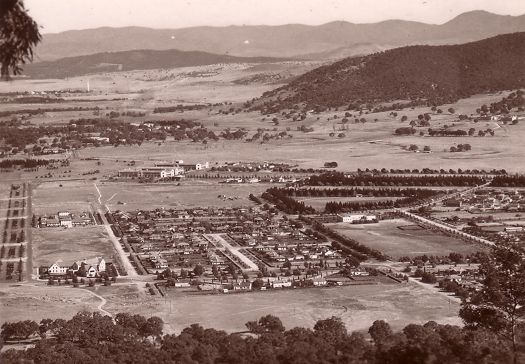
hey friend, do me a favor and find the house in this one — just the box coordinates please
[174,281,191,288]
[233,281,252,290]
[59,215,73,228]
[44,216,60,227]
[86,265,98,278]
[71,257,106,277]
[311,277,328,286]
[350,268,370,277]
[178,161,209,171]
[155,259,168,269]
[271,280,292,288]
[47,262,68,275]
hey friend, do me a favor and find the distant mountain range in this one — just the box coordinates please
[22,49,288,79]
[35,11,525,61]
[253,32,525,112]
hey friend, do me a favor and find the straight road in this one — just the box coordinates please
[98,209,138,278]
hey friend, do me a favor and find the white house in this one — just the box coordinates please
[47,262,68,275]
[272,281,292,288]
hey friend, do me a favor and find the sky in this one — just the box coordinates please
[24,0,525,34]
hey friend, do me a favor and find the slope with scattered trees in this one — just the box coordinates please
[252,32,525,113]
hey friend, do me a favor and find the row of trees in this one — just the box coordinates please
[356,167,507,175]
[278,187,441,199]
[261,188,316,215]
[324,196,427,213]
[490,176,525,187]
[300,215,387,261]
[304,172,485,187]
[0,158,50,169]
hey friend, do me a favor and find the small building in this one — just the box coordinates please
[271,281,292,289]
[311,277,328,286]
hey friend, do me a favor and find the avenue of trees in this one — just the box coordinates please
[278,187,441,199]
[304,172,485,187]
[261,188,316,215]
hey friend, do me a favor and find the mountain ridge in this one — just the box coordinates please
[23,49,290,79]
[35,11,525,61]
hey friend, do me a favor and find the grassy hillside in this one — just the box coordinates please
[22,49,288,79]
[252,32,525,113]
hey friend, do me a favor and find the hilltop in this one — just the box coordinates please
[35,11,525,61]
[251,32,525,113]
[22,49,288,79]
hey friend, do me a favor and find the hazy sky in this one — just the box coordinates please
[25,0,525,34]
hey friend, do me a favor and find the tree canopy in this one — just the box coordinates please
[0,0,41,79]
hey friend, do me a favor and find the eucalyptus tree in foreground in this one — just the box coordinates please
[0,0,41,79]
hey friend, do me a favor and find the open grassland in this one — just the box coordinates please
[98,181,270,211]
[2,65,524,176]
[103,282,461,334]
[327,219,485,258]
[1,280,461,334]
[0,285,101,325]
[32,226,116,267]
[32,180,99,215]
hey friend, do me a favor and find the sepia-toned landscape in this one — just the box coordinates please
[1,1,525,363]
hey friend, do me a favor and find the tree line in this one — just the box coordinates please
[261,188,316,215]
[0,158,50,169]
[490,175,525,187]
[324,197,426,213]
[276,187,442,199]
[304,172,485,187]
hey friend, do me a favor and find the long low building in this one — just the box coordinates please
[155,161,210,171]
[337,214,378,223]
[118,166,184,179]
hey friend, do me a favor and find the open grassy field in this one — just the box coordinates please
[1,280,461,334]
[327,219,485,258]
[32,180,99,215]
[0,284,101,324]
[32,225,117,267]
[98,180,270,211]
[101,281,461,334]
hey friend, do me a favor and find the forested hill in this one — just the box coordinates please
[253,32,525,112]
[22,49,288,79]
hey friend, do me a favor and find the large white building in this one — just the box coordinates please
[337,214,377,223]
[118,166,184,179]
